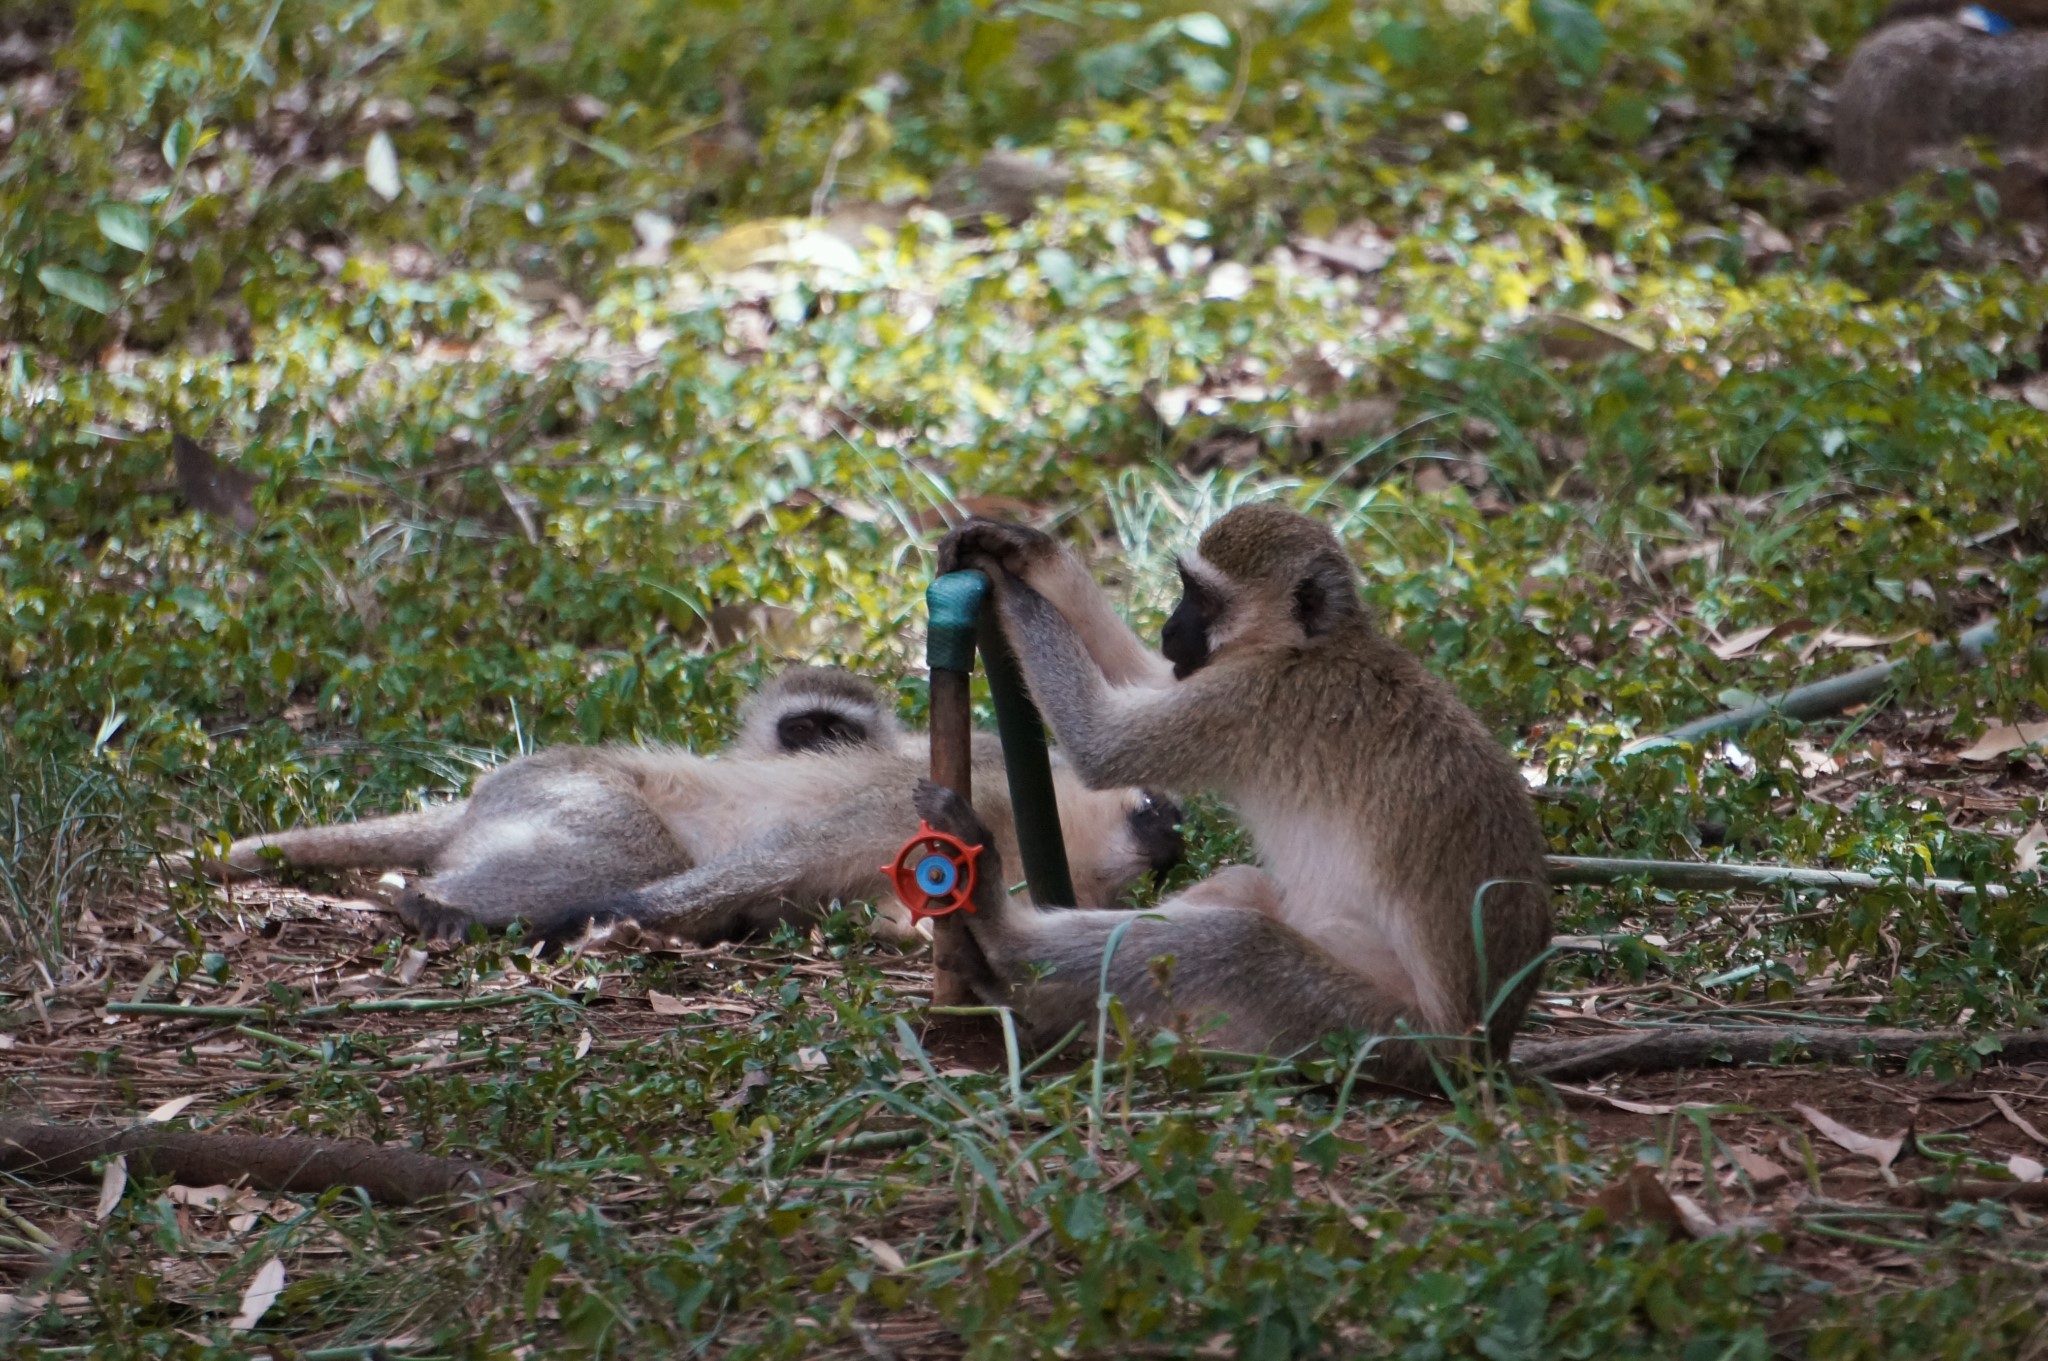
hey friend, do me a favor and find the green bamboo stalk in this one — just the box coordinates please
[1546,854,2005,899]
[1625,614,2008,752]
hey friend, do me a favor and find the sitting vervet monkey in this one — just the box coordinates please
[926,506,1552,1088]
[1833,6,2048,214]
[187,667,1183,947]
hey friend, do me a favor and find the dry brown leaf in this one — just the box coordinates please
[1653,539,1722,573]
[563,92,610,128]
[678,601,805,651]
[1412,464,1453,495]
[1960,722,2048,762]
[1789,740,1839,779]
[1556,1085,1717,1116]
[144,1094,199,1123]
[1290,234,1393,275]
[95,1156,126,1221]
[171,433,259,531]
[719,1069,770,1112]
[1776,1133,1811,1169]
[854,1235,908,1272]
[0,1291,91,1319]
[1295,397,1399,449]
[168,1184,234,1210]
[1795,1103,1905,1168]
[1523,311,1656,362]
[648,992,753,1016]
[2014,823,2047,875]
[1586,1165,1696,1237]
[1723,1145,1791,1191]
[1667,1191,1721,1238]
[1808,627,1916,652]
[1710,623,1779,661]
[230,1257,285,1332]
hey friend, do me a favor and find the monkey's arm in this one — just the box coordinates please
[990,574,1227,792]
[940,519,1172,688]
[1008,549,1171,688]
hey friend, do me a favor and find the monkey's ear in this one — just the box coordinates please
[1291,562,1355,638]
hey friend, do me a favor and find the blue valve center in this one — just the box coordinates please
[915,852,959,897]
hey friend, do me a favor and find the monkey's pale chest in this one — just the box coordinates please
[1238,802,1446,1024]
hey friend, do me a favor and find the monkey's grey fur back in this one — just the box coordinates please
[1833,18,2048,208]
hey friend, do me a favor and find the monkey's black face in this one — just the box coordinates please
[776,708,870,753]
[1127,790,1186,876]
[1161,566,1216,679]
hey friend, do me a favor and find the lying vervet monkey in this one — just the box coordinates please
[925,506,1552,1088]
[1834,5,2048,213]
[188,667,1183,947]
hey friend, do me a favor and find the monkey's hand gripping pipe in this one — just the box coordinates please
[881,823,982,921]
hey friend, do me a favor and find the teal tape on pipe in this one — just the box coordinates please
[927,571,989,673]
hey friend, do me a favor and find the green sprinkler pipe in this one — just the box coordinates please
[926,570,1077,908]
[1622,614,2010,754]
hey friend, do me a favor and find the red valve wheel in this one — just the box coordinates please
[882,822,983,921]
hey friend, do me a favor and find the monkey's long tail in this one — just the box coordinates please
[187,805,465,881]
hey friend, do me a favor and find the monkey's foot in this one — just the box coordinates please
[395,889,486,946]
[525,902,628,958]
[910,781,1007,903]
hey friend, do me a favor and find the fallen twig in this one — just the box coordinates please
[1515,1025,2048,1082]
[0,1118,510,1206]
[1989,1092,2048,1148]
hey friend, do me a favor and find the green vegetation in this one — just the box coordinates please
[6,0,2048,1354]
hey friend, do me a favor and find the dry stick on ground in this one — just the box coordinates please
[1514,1026,2048,1083]
[0,1119,510,1206]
